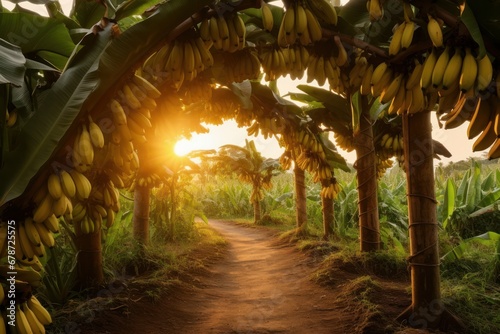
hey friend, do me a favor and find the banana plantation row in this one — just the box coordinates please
[1,0,499,332]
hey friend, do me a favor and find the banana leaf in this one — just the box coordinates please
[114,0,163,22]
[442,231,500,261]
[459,1,487,59]
[296,84,351,124]
[442,178,456,230]
[0,39,25,86]
[0,23,115,206]
[0,12,76,70]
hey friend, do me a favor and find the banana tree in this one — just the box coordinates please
[210,140,281,223]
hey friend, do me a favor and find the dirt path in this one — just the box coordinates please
[81,220,403,334]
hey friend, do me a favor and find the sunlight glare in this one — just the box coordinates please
[174,139,192,156]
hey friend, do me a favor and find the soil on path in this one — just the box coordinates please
[80,220,411,334]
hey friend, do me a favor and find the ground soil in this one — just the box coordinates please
[71,220,431,334]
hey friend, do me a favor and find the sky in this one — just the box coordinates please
[4,0,485,164]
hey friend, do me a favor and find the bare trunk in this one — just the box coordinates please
[253,199,261,223]
[294,165,307,232]
[75,228,103,289]
[353,107,380,251]
[133,184,150,247]
[398,111,462,330]
[321,192,334,239]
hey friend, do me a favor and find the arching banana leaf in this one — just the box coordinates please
[0,12,76,70]
[0,24,115,207]
[0,0,214,207]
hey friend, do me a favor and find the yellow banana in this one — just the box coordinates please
[405,59,423,89]
[18,223,35,260]
[23,302,46,334]
[122,84,142,109]
[432,46,450,87]
[35,222,55,248]
[199,18,211,42]
[401,20,415,49]
[371,62,388,86]
[333,35,347,66]
[133,73,161,99]
[369,0,383,21]
[421,48,438,89]
[472,117,496,152]
[109,99,127,126]
[427,15,443,48]
[15,305,32,334]
[360,64,374,95]
[389,22,406,56]
[284,5,296,37]
[28,296,52,326]
[33,194,53,224]
[308,0,338,26]
[24,218,41,247]
[380,73,403,103]
[459,48,478,92]
[70,170,91,200]
[488,137,500,159]
[305,6,322,42]
[261,2,274,32]
[408,84,425,114]
[88,116,104,149]
[78,124,94,165]
[442,47,462,90]
[476,54,493,91]
[371,67,393,97]
[47,173,62,200]
[43,214,60,233]
[183,40,196,74]
[466,98,488,138]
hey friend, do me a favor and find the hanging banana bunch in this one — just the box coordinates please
[199,12,246,52]
[277,0,324,47]
[220,48,261,83]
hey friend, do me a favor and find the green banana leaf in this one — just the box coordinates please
[71,0,106,29]
[442,231,500,261]
[442,178,456,230]
[350,91,362,135]
[0,24,115,207]
[2,0,208,207]
[296,84,351,124]
[0,39,25,86]
[459,1,487,59]
[114,0,163,22]
[0,12,76,70]
[467,0,500,46]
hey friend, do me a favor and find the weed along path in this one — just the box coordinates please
[80,220,410,334]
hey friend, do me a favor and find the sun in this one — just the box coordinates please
[174,139,193,156]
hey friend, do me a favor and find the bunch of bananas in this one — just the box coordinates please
[282,44,309,80]
[259,46,288,81]
[467,94,500,159]
[421,47,493,93]
[2,294,53,334]
[320,179,341,199]
[72,178,120,234]
[179,76,214,105]
[279,151,293,170]
[277,1,323,47]
[134,173,163,189]
[375,157,394,179]
[378,133,404,160]
[220,48,261,83]
[333,132,355,152]
[247,117,283,140]
[199,13,246,52]
[361,59,426,114]
[306,43,345,88]
[346,55,370,92]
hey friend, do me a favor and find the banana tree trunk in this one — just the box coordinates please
[321,187,334,239]
[75,228,103,289]
[294,165,307,234]
[398,111,461,330]
[253,198,261,223]
[133,184,150,247]
[353,107,380,252]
